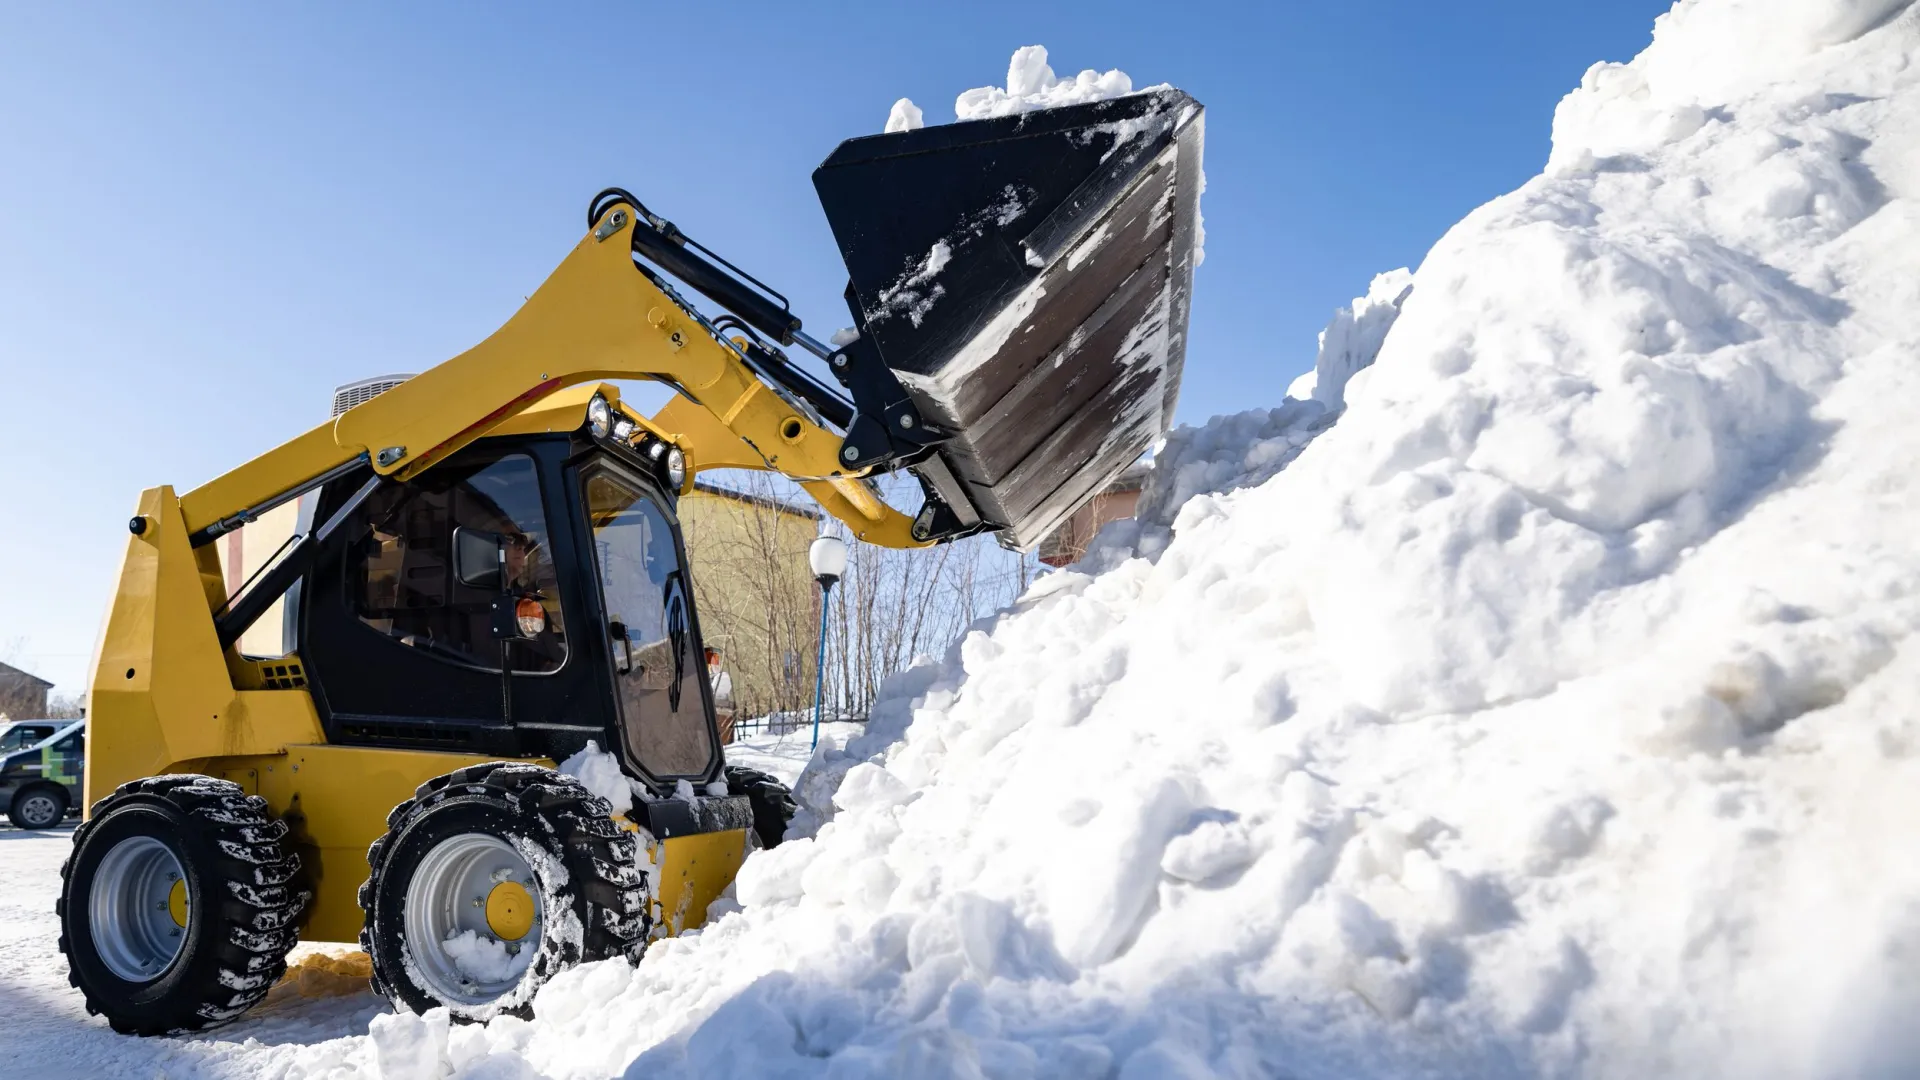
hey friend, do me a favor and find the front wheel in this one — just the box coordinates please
[57,775,307,1034]
[360,762,651,1022]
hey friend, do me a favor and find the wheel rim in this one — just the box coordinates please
[403,833,542,1006]
[19,793,61,827]
[90,835,187,981]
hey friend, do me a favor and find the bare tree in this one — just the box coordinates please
[682,472,1038,730]
[813,475,1036,720]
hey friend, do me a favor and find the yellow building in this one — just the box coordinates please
[678,480,822,731]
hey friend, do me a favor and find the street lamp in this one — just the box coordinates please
[807,534,848,750]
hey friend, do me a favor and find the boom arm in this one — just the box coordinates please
[178,207,929,549]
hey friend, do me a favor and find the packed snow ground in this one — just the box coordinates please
[9,1,1920,1076]
[0,825,387,1080]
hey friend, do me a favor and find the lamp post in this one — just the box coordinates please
[807,534,848,750]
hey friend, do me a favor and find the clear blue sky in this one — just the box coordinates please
[0,2,1672,694]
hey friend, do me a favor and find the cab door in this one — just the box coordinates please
[578,464,718,787]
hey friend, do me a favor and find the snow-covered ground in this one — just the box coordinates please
[727,722,867,789]
[9,0,1920,1075]
[0,825,387,1080]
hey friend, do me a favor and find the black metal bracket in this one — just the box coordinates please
[825,290,950,472]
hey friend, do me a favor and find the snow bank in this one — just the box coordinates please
[1306,268,1414,408]
[275,1,1920,1076]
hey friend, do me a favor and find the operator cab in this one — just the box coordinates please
[296,388,718,795]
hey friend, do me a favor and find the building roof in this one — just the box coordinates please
[0,660,53,688]
[688,480,822,521]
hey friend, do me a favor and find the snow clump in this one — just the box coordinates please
[556,740,633,815]
[1296,267,1415,408]
[884,97,923,133]
[955,45,1149,121]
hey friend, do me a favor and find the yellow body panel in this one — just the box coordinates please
[207,745,550,943]
[176,210,925,547]
[647,829,749,939]
[86,489,327,809]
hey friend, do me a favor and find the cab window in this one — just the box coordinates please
[585,469,713,779]
[348,455,568,673]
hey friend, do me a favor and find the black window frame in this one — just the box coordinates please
[573,456,720,786]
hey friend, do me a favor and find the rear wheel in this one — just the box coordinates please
[10,783,68,829]
[360,762,650,1022]
[57,775,307,1034]
[724,765,796,850]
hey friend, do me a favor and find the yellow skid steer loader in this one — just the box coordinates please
[59,90,1203,1033]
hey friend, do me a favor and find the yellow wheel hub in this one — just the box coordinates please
[167,878,188,928]
[485,880,535,941]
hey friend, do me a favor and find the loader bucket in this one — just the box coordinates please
[814,88,1205,549]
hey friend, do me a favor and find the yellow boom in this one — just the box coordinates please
[179,208,926,551]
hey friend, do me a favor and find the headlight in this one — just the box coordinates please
[586,393,613,439]
[665,447,687,491]
[611,416,636,441]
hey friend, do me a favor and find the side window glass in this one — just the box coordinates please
[47,731,83,784]
[586,472,713,778]
[348,455,568,673]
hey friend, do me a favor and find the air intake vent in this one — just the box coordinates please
[331,374,417,418]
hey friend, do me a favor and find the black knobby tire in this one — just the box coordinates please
[359,762,650,1022]
[10,782,70,828]
[57,775,308,1035]
[724,765,796,850]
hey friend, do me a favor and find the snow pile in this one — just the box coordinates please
[1098,265,1413,566]
[889,45,1155,131]
[955,45,1144,121]
[1287,267,1415,407]
[281,1,1920,1076]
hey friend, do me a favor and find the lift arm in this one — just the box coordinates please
[177,207,929,549]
